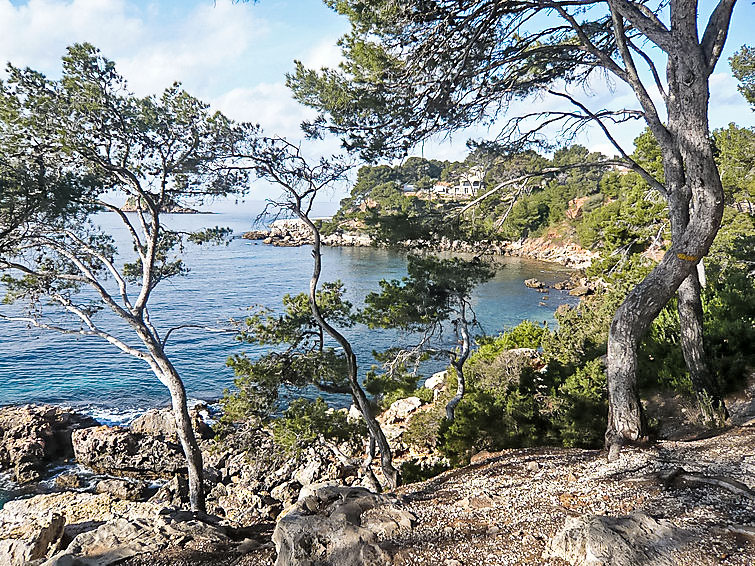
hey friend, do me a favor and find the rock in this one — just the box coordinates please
[424,371,447,390]
[271,480,303,506]
[149,475,189,508]
[41,510,229,566]
[544,512,684,566]
[553,279,574,290]
[95,478,150,501]
[273,484,414,566]
[524,278,544,289]
[348,404,363,421]
[569,285,593,297]
[526,461,540,473]
[383,397,423,423]
[242,229,270,240]
[130,406,212,441]
[460,494,495,509]
[0,405,98,483]
[72,425,185,477]
[0,509,65,565]
[54,473,85,490]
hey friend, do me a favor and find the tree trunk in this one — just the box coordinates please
[162,364,206,514]
[297,210,399,489]
[445,303,471,422]
[668,190,727,426]
[677,272,727,425]
[143,334,206,513]
[606,26,725,456]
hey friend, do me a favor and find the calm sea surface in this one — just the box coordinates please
[0,212,578,418]
[0,211,578,505]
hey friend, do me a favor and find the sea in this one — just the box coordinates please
[0,210,577,505]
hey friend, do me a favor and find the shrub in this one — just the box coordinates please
[272,397,366,457]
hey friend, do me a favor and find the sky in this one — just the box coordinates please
[1,0,753,212]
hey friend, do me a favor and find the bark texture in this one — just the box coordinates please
[605,0,729,453]
[445,303,471,422]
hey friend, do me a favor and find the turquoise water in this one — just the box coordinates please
[0,212,577,422]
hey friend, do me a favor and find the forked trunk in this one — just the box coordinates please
[605,15,726,458]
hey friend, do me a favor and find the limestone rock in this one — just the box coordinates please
[41,510,229,566]
[95,478,150,501]
[1,492,159,541]
[72,425,185,477]
[0,405,98,483]
[524,278,544,289]
[569,285,593,297]
[383,397,423,423]
[424,371,447,390]
[273,484,414,566]
[130,406,212,441]
[55,473,85,490]
[544,512,685,566]
[0,509,65,565]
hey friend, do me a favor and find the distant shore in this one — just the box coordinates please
[242,218,597,269]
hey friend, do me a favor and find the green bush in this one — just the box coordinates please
[364,370,433,408]
[272,397,366,457]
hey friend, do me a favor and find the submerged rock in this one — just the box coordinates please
[0,405,98,484]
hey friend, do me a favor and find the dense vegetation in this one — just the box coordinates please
[223,125,754,474]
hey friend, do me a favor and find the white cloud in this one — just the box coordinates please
[0,0,143,74]
[117,1,267,96]
[301,38,343,70]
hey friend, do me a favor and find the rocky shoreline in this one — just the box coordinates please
[1,368,753,565]
[242,219,597,269]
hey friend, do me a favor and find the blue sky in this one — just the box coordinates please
[1,0,753,211]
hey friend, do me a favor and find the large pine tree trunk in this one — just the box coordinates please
[142,332,206,513]
[162,364,206,514]
[605,19,725,456]
[669,192,727,425]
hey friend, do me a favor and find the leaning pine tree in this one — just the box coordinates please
[242,135,400,489]
[0,44,255,512]
[288,0,738,452]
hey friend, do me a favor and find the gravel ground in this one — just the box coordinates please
[120,424,755,566]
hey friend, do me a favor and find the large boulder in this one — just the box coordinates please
[0,508,65,566]
[72,425,185,477]
[0,405,98,483]
[544,512,685,566]
[0,491,230,565]
[130,405,213,441]
[41,510,229,566]
[273,484,414,566]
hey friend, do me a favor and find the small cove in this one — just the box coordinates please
[0,213,578,421]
